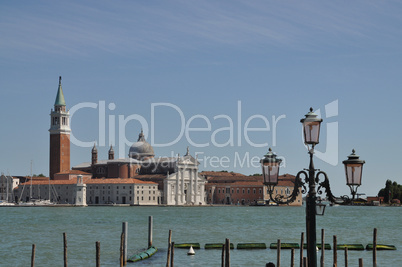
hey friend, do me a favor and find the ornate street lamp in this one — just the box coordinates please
[343,149,365,199]
[261,107,365,267]
[301,107,323,146]
[261,148,282,186]
[261,148,302,204]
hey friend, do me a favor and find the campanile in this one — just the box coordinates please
[49,76,71,179]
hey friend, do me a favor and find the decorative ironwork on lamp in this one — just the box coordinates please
[260,107,365,267]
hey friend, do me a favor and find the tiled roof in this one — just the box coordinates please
[200,171,246,177]
[204,173,297,187]
[207,176,262,182]
[19,177,157,186]
[208,181,264,186]
[55,170,91,175]
[134,174,167,179]
[86,178,156,185]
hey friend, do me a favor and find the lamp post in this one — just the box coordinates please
[260,107,365,267]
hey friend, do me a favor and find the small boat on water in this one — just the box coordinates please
[19,199,55,206]
[0,201,15,206]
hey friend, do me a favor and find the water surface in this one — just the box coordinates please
[0,206,400,266]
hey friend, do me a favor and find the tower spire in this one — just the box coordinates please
[54,76,66,106]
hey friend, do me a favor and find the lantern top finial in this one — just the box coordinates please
[301,107,322,123]
[261,148,282,164]
[343,149,365,165]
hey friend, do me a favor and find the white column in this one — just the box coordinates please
[166,183,170,205]
[181,168,185,204]
[175,172,179,205]
[189,168,193,204]
[194,168,198,204]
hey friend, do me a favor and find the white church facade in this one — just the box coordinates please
[164,152,206,205]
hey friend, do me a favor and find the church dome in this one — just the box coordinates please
[129,130,154,160]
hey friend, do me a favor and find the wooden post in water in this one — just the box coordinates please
[333,235,337,267]
[373,228,377,267]
[277,239,281,267]
[221,243,225,267]
[344,247,348,267]
[120,233,124,267]
[31,244,36,267]
[122,222,128,265]
[321,229,325,267]
[359,258,363,267]
[300,232,304,267]
[96,241,100,267]
[225,238,230,267]
[166,230,172,267]
[291,248,295,267]
[63,232,68,267]
[170,242,175,267]
[148,216,153,248]
[303,257,307,267]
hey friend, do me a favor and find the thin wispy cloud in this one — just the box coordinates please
[1,0,401,59]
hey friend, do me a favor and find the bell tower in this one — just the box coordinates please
[49,76,71,179]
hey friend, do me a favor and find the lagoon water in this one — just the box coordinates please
[0,206,400,266]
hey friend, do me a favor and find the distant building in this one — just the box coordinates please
[16,175,159,205]
[0,174,19,202]
[35,77,207,205]
[203,172,302,206]
[367,196,384,205]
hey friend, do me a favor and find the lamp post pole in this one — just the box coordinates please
[261,108,365,267]
[306,147,317,267]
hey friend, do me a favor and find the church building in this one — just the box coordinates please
[43,76,206,205]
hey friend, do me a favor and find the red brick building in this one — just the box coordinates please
[203,171,302,206]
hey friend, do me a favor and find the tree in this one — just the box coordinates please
[378,180,402,202]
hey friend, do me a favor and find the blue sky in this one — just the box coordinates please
[1,0,402,196]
